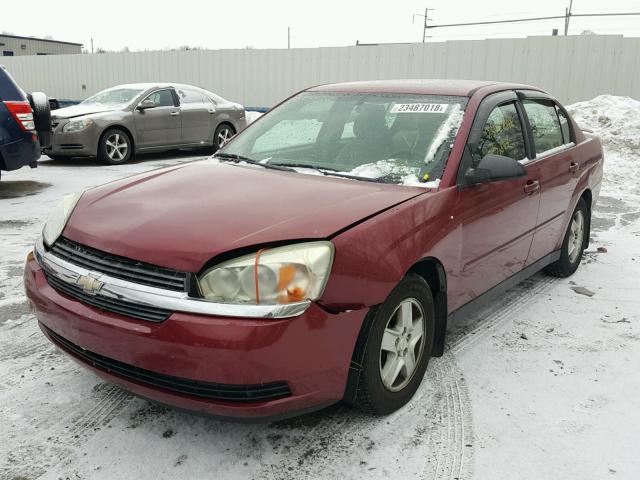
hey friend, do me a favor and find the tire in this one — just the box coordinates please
[98,128,133,165]
[545,198,589,277]
[28,92,52,148]
[213,123,236,151]
[348,274,435,415]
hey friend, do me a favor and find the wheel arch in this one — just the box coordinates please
[98,124,136,155]
[407,257,448,357]
[579,188,592,249]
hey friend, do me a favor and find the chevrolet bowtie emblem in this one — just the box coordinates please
[76,274,104,295]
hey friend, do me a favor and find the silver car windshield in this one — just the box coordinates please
[222,92,467,187]
[81,88,146,108]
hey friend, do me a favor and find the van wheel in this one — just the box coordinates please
[348,274,435,415]
[545,198,588,277]
[98,128,133,164]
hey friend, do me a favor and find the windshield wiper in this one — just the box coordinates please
[213,153,296,172]
[268,162,397,184]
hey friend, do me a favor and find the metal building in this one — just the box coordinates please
[0,34,82,57]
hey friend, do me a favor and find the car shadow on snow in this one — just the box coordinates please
[0,180,52,199]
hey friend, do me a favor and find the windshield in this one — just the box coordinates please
[81,87,146,107]
[222,92,467,186]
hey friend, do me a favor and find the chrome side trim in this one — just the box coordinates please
[35,238,310,319]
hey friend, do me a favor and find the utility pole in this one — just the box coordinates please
[564,0,574,35]
[91,38,94,53]
[413,8,435,42]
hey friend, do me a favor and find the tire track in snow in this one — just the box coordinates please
[256,274,560,480]
[449,275,557,355]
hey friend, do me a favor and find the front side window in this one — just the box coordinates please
[144,89,175,107]
[82,87,146,107]
[473,102,526,163]
[222,92,467,186]
[523,99,564,154]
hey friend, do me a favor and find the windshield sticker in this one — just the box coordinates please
[390,103,449,114]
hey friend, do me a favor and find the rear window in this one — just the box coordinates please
[0,66,27,101]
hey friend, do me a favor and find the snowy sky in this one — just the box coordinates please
[3,0,640,52]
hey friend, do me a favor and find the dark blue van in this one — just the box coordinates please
[0,65,51,180]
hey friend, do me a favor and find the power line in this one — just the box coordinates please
[426,12,640,30]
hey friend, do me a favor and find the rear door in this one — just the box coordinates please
[518,92,578,264]
[176,88,213,145]
[453,91,541,308]
[134,88,181,148]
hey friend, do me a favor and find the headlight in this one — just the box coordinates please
[42,192,83,246]
[62,117,93,133]
[198,242,334,305]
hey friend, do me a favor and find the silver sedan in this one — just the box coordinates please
[44,83,246,164]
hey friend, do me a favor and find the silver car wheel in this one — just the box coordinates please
[217,127,234,148]
[379,298,426,392]
[105,133,128,161]
[568,209,585,263]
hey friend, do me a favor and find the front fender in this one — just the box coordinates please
[319,187,460,313]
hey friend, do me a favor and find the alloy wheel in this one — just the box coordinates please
[379,298,426,392]
[105,133,128,162]
[568,209,585,263]
[217,127,234,148]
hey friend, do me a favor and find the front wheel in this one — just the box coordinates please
[349,274,435,415]
[545,198,589,277]
[98,128,133,165]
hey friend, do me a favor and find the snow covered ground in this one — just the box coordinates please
[0,96,639,480]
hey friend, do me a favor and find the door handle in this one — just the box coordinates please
[569,161,579,174]
[524,180,540,195]
[170,111,180,116]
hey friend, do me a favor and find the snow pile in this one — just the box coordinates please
[245,111,263,124]
[567,95,640,196]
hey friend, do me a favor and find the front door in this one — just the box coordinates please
[452,92,541,310]
[519,95,579,264]
[134,88,182,148]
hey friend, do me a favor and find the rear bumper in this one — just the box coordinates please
[24,256,366,419]
[0,133,40,171]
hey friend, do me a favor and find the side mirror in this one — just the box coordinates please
[137,99,157,111]
[464,154,526,186]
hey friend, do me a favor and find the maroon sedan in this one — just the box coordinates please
[25,80,603,420]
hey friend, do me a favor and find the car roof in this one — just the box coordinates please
[308,79,540,97]
[101,83,227,101]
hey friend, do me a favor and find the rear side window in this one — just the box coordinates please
[556,106,572,144]
[522,99,564,155]
[0,67,26,101]
[473,102,527,162]
[178,89,204,104]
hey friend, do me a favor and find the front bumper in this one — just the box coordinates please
[24,255,366,419]
[43,120,101,157]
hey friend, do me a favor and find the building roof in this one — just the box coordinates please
[0,33,82,47]
[309,79,537,97]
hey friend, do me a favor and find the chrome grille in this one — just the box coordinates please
[51,237,188,292]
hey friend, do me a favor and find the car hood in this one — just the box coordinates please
[63,161,426,272]
[52,104,120,119]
